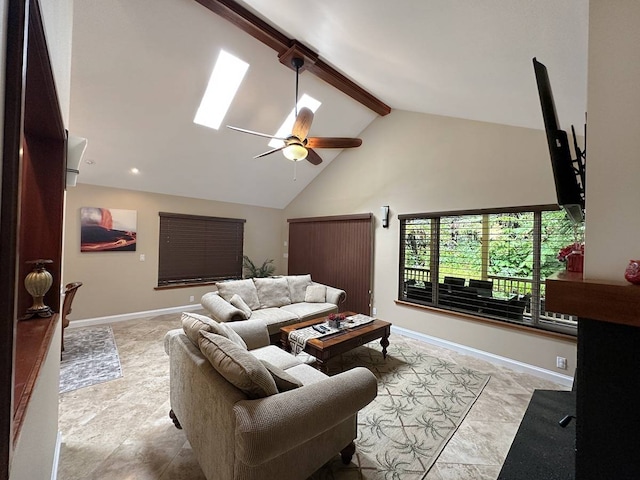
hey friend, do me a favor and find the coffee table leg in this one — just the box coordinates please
[380,334,390,359]
[316,358,328,374]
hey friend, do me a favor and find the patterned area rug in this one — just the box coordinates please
[311,335,490,480]
[59,326,123,394]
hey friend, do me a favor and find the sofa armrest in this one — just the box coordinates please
[233,367,377,466]
[164,328,183,355]
[317,283,346,305]
[201,292,245,323]
[225,320,270,350]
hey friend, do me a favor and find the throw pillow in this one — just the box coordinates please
[260,360,303,392]
[181,311,220,345]
[286,274,312,303]
[230,293,252,319]
[305,284,327,303]
[199,331,277,399]
[254,277,292,308]
[215,279,260,310]
[217,321,248,350]
[182,311,247,349]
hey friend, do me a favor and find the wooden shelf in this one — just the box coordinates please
[13,315,59,445]
[545,271,640,327]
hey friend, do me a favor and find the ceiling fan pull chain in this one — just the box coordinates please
[293,160,297,181]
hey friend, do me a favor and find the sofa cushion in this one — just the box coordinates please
[181,312,247,349]
[254,277,292,308]
[260,360,302,392]
[285,363,329,385]
[279,302,337,320]
[198,331,277,399]
[305,284,327,303]
[216,279,260,310]
[285,274,312,303]
[251,345,303,370]
[249,308,299,336]
[230,294,252,319]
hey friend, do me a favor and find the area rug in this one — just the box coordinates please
[59,326,123,394]
[310,334,490,480]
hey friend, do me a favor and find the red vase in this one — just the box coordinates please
[566,251,584,273]
[624,260,640,284]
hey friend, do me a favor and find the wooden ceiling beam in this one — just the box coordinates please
[194,0,391,116]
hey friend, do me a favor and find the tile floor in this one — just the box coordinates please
[57,313,567,480]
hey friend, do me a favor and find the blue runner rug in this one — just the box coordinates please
[59,325,123,394]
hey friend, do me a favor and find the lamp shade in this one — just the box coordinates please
[283,144,308,161]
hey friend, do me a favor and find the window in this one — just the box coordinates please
[158,212,245,286]
[399,205,582,335]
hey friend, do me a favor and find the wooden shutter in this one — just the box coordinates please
[158,213,244,285]
[288,214,373,314]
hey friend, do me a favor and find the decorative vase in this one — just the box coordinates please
[328,319,341,329]
[624,260,640,285]
[23,259,54,319]
[566,250,584,273]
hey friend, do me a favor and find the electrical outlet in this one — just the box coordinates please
[189,295,194,302]
[556,356,567,370]
[139,253,145,261]
[372,307,377,315]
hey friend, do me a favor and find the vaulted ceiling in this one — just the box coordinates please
[69,0,588,208]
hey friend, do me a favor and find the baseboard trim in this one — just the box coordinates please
[392,325,574,388]
[51,430,62,480]
[68,304,202,329]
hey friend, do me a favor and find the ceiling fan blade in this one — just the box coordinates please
[305,148,323,165]
[306,137,363,149]
[292,107,314,140]
[227,125,288,141]
[253,146,286,159]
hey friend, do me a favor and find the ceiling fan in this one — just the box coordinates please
[227,57,362,165]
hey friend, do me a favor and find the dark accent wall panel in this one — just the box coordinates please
[288,214,373,314]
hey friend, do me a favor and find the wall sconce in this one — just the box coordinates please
[381,205,390,228]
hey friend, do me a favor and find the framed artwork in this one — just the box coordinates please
[80,207,137,252]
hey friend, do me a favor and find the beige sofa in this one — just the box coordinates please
[164,312,377,480]
[201,274,346,341]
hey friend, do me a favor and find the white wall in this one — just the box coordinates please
[39,0,74,125]
[584,1,640,281]
[63,184,285,320]
[284,110,577,374]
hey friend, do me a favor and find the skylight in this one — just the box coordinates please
[268,94,322,148]
[194,50,249,130]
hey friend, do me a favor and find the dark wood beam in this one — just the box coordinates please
[193,0,391,116]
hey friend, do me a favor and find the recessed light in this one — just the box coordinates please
[268,94,322,149]
[130,168,139,174]
[194,49,249,130]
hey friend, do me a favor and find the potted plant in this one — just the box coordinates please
[327,313,346,329]
[242,255,276,278]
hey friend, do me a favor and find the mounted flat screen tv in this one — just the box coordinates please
[533,57,585,224]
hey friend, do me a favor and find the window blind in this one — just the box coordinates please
[158,212,245,286]
[400,206,581,334]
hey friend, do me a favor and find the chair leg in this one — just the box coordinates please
[340,441,355,465]
[169,409,182,429]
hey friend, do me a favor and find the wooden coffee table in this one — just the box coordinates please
[280,312,392,373]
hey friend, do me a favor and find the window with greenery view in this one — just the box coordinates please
[158,212,245,286]
[399,206,583,335]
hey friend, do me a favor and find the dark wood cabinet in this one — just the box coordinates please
[544,273,640,479]
[1,1,66,478]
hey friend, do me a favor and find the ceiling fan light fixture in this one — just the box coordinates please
[283,144,308,161]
